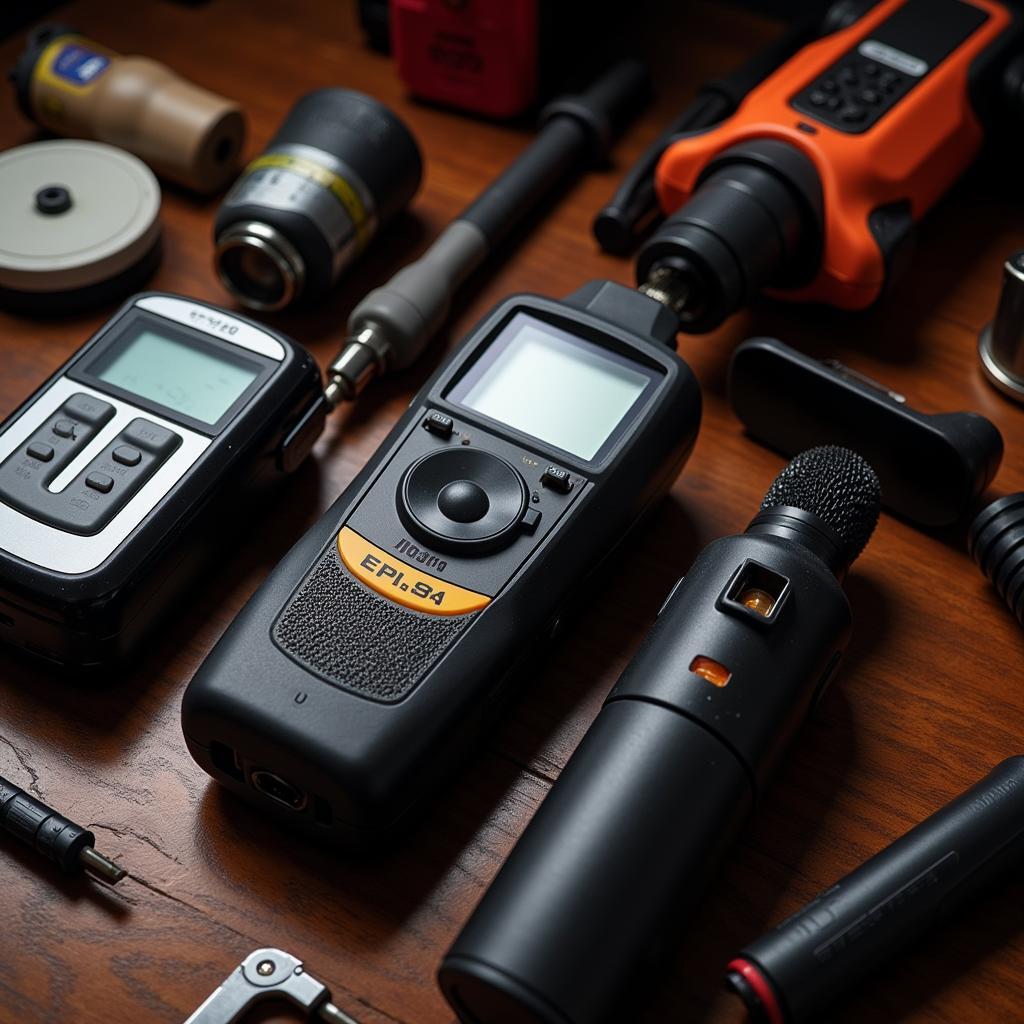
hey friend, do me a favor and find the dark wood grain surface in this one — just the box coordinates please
[1,2,1023,1022]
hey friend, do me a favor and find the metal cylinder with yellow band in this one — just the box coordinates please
[10,24,246,194]
[213,89,423,311]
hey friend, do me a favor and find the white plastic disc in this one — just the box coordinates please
[0,140,161,295]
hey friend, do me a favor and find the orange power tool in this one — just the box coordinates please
[635,0,1023,333]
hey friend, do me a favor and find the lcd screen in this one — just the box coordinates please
[94,329,261,425]
[451,316,655,460]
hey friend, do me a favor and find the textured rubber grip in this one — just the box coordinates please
[272,546,478,703]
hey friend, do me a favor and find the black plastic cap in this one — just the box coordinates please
[635,140,823,333]
[9,23,78,121]
[968,493,1024,626]
[270,88,423,226]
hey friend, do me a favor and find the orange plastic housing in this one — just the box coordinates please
[655,0,1012,309]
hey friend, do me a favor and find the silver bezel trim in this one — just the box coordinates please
[0,379,209,574]
[135,294,286,360]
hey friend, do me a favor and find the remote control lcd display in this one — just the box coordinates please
[94,329,260,424]
[453,315,656,460]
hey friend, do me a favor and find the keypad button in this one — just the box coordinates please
[437,479,490,524]
[112,445,142,467]
[422,411,454,439]
[62,394,114,425]
[52,419,76,439]
[860,89,881,105]
[826,96,842,111]
[27,442,54,462]
[121,419,180,457]
[861,62,879,77]
[879,71,901,91]
[808,90,827,106]
[85,472,114,494]
[820,78,838,93]
[840,105,867,124]
[837,67,858,86]
[541,466,573,494]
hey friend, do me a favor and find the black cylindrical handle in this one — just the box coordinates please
[0,776,93,873]
[729,756,1024,1023]
[441,529,852,1024]
[440,700,751,1024]
[460,61,649,248]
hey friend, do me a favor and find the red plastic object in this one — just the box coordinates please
[390,0,540,118]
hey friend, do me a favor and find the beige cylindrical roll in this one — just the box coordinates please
[13,27,246,194]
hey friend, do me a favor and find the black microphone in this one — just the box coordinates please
[439,446,882,1024]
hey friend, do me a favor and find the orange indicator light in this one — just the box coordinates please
[739,587,775,616]
[690,655,732,687]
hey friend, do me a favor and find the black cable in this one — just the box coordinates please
[0,773,127,883]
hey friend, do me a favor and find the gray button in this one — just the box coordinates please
[27,442,54,462]
[121,419,181,457]
[52,420,76,438]
[85,472,114,494]
[62,393,115,425]
[112,445,142,467]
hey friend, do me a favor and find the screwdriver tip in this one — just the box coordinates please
[79,844,128,884]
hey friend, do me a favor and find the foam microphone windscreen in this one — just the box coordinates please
[762,445,881,565]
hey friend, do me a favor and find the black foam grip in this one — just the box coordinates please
[272,549,476,703]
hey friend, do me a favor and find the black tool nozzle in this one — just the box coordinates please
[593,14,829,255]
[636,139,823,333]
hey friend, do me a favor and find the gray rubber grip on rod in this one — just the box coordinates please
[346,220,488,372]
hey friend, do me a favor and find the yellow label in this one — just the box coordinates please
[337,528,490,616]
[245,153,372,249]
[34,35,112,103]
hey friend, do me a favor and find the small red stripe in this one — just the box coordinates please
[728,957,785,1024]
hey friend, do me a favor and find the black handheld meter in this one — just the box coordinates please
[182,281,701,845]
[0,292,323,669]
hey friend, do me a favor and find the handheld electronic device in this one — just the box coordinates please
[633,0,1024,332]
[440,448,881,1024]
[0,293,323,669]
[182,280,701,845]
[728,756,1024,1024]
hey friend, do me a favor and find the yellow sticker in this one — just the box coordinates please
[245,153,372,249]
[337,528,490,616]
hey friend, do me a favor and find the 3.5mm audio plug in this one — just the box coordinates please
[0,773,127,884]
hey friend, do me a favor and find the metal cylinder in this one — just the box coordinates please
[214,89,422,311]
[979,251,1024,402]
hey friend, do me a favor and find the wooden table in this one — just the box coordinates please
[2,2,1023,1022]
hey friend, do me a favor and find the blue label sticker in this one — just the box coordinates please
[52,44,111,86]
